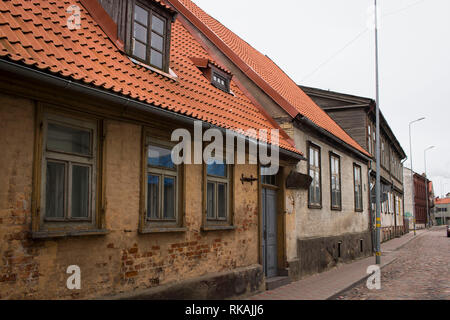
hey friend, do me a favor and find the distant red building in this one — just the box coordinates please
[414,173,428,226]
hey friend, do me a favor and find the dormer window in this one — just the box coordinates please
[190,57,232,93]
[128,1,177,72]
[212,72,229,92]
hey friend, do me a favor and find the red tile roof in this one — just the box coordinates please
[168,0,370,157]
[0,0,300,155]
[436,198,450,205]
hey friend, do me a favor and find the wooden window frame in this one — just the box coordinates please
[353,163,363,212]
[367,124,372,155]
[211,67,231,93]
[202,155,235,231]
[31,106,107,239]
[329,152,342,211]
[307,141,322,209]
[127,0,173,73]
[139,129,185,234]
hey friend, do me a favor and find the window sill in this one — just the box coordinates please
[139,227,187,234]
[128,57,178,82]
[308,205,322,210]
[201,225,236,232]
[331,207,342,212]
[31,229,109,240]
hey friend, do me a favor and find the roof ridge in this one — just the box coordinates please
[0,0,301,155]
[168,0,370,157]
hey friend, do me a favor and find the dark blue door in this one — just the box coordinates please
[262,188,278,278]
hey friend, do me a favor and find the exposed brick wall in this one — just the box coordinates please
[0,93,36,299]
[0,93,259,299]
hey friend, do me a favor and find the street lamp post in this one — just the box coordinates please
[409,117,425,236]
[424,146,435,228]
[374,0,381,265]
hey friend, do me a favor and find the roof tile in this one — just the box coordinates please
[0,0,300,154]
[169,0,370,156]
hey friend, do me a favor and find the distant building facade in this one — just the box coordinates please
[433,197,450,225]
[300,87,407,242]
[403,167,431,229]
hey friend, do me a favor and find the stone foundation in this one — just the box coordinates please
[294,231,372,280]
[104,264,264,300]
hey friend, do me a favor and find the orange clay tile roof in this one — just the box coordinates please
[0,0,300,155]
[169,0,370,157]
[436,198,450,205]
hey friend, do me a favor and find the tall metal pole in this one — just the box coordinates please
[424,146,435,228]
[409,117,425,236]
[374,0,381,265]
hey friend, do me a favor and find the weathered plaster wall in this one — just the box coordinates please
[0,92,260,299]
[292,129,370,240]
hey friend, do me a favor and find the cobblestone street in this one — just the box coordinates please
[336,227,450,300]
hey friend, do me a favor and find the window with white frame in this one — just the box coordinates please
[145,142,179,223]
[41,114,97,222]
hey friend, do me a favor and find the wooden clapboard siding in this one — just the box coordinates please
[325,108,367,152]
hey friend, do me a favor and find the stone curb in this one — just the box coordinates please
[326,229,430,300]
[326,256,397,300]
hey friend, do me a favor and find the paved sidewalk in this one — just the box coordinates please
[248,229,429,300]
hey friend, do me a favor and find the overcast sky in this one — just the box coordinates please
[193,0,450,197]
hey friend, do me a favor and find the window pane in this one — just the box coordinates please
[207,182,215,218]
[315,185,320,204]
[71,165,89,218]
[151,32,163,51]
[315,150,319,166]
[217,183,226,219]
[309,148,314,165]
[207,161,227,177]
[151,14,165,34]
[47,123,91,155]
[148,145,175,169]
[163,177,175,219]
[133,40,147,60]
[147,175,159,219]
[46,162,65,218]
[134,5,148,25]
[134,23,148,43]
[150,49,163,69]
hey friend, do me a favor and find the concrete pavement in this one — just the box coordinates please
[248,228,429,300]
